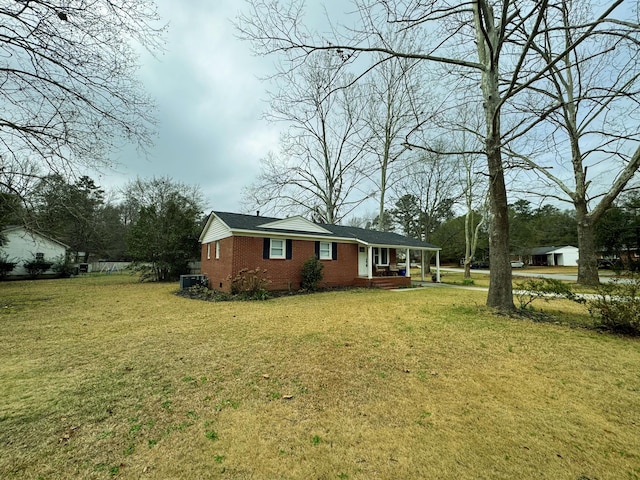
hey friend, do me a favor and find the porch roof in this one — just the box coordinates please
[318,223,440,250]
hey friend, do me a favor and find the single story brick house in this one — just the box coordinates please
[199,211,441,292]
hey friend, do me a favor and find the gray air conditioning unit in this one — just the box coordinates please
[179,274,208,289]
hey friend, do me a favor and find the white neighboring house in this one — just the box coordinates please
[530,245,579,267]
[1,226,69,277]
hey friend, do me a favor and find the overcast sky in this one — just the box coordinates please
[97,0,283,213]
[94,1,638,216]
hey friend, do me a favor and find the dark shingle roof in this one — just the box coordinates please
[530,246,578,255]
[215,212,285,232]
[212,211,439,250]
[317,222,438,249]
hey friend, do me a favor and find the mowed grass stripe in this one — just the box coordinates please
[0,274,638,479]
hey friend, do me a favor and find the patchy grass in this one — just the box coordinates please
[437,270,492,288]
[1,274,639,479]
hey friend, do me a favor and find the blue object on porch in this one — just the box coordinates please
[398,268,406,276]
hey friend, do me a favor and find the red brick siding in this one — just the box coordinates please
[200,235,361,292]
[200,237,234,290]
[231,236,281,287]
[319,243,359,288]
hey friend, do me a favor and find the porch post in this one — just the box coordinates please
[367,246,373,279]
[421,250,425,281]
[436,250,441,282]
[405,248,411,277]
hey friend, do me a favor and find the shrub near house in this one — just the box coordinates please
[0,257,16,279]
[23,257,54,279]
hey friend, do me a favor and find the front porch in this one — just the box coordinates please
[357,243,441,285]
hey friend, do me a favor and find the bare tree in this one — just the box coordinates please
[0,158,40,229]
[448,106,489,279]
[391,147,459,252]
[243,52,370,224]
[238,0,629,310]
[504,1,640,285]
[0,1,164,197]
[359,33,432,231]
[121,176,203,223]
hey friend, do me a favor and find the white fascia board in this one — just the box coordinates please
[199,213,232,243]
[355,239,441,251]
[198,214,214,242]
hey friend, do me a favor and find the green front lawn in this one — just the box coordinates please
[1,274,638,479]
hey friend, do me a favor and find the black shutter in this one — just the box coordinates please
[263,238,270,259]
[314,241,320,259]
[332,242,338,260]
[286,239,293,259]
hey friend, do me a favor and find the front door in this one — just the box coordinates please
[358,246,368,276]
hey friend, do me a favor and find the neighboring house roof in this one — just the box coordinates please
[200,211,440,250]
[1,225,70,250]
[530,245,578,255]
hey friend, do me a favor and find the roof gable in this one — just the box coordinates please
[199,214,232,243]
[1,225,70,250]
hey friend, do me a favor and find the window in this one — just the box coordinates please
[270,239,285,259]
[373,247,389,266]
[319,242,332,260]
[315,241,337,260]
[215,241,220,259]
[207,243,211,260]
[263,238,292,260]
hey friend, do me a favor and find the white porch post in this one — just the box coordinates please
[367,246,373,279]
[436,250,441,282]
[421,250,425,281]
[405,248,411,277]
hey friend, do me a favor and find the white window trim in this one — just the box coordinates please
[215,241,220,259]
[207,243,211,260]
[270,238,286,259]
[319,241,332,260]
[373,247,389,266]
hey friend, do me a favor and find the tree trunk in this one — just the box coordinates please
[464,261,471,279]
[485,137,514,310]
[575,202,600,286]
[481,66,514,310]
[483,91,514,310]
[474,1,514,312]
